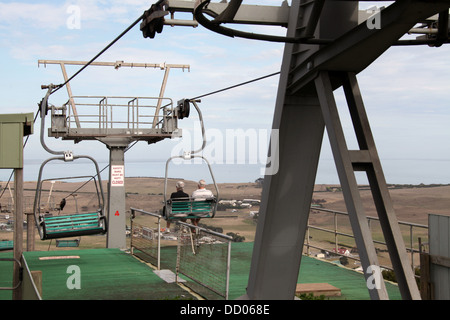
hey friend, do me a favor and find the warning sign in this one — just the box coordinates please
[111,165,124,187]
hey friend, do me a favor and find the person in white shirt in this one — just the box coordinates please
[190,179,214,227]
[191,179,213,200]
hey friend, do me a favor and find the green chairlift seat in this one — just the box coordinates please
[165,197,217,220]
[0,240,13,251]
[55,238,81,248]
[42,212,105,240]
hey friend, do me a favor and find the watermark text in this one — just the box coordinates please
[66,265,81,290]
[66,5,81,30]
[171,126,279,176]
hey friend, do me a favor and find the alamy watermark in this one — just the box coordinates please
[366,6,381,30]
[366,265,382,290]
[65,5,381,31]
[66,5,81,30]
[66,265,81,290]
[171,125,279,176]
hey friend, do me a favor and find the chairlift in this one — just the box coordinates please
[163,154,219,221]
[34,85,107,240]
[33,157,107,240]
[163,99,219,221]
[56,238,81,247]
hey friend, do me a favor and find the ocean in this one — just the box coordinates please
[1,158,449,186]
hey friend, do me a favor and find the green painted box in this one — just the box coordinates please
[0,113,34,169]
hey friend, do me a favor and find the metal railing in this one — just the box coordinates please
[305,207,428,271]
[176,221,233,300]
[130,208,163,270]
[129,208,233,300]
[65,96,174,130]
[0,257,22,291]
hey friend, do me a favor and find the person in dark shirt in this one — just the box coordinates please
[165,181,189,232]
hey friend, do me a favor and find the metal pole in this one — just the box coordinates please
[315,71,389,300]
[226,239,231,300]
[46,181,54,208]
[334,211,338,254]
[157,217,161,270]
[39,60,190,70]
[59,63,81,128]
[306,222,310,256]
[152,66,170,128]
[106,146,127,249]
[26,213,35,252]
[130,210,134,255]
[410,225,414,269]
[342,72,421,300]
[13,168,23,300]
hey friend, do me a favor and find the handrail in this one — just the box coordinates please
[65,96,174,130]
[0,257,22,291]
[130,208,163,270]
[306,206,428,272]
[176,220,232,300]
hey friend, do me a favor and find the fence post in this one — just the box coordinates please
[334,211,338,254]
[419,252,431,299]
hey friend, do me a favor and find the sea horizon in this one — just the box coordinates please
[1,158,449,186]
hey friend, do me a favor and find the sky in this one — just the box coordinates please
[0,0,449,185]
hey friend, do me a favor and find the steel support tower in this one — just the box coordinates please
[141,0,450,299]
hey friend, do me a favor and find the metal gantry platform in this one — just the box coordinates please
[40,60,189,249]
[48,95,181,144]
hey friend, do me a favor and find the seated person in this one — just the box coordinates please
[190,179,214,227]
[165,181,189,232]
[191,179,214,200]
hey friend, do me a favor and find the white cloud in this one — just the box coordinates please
[0,2,67,29]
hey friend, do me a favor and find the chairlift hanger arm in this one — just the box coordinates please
[193,0,300,43]
[33,155,106,213]
[145,0,449,46]
[166,0,290,26]
[39,85,66,156]
[142,0,294,40]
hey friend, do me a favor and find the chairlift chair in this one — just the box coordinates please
[33,156,107,240]
[163,154,219,221]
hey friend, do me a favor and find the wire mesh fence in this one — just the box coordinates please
[130,208,233,300]
[176,221,232,300]
[130,208,162,270]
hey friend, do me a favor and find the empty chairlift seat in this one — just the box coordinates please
[0,240,13,251]
[41,211,106,240]
[33,155,107,241]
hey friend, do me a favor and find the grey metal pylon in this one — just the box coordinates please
[245,0,450,299]
[315,70,421,300]
[246,0,329,300]
[133,0,450,299]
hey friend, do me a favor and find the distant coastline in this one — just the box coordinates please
[1,158,449,185]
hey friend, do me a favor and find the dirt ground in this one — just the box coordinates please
[311,184,450,225]
[1,178,449,267]
[14,178,449,224]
